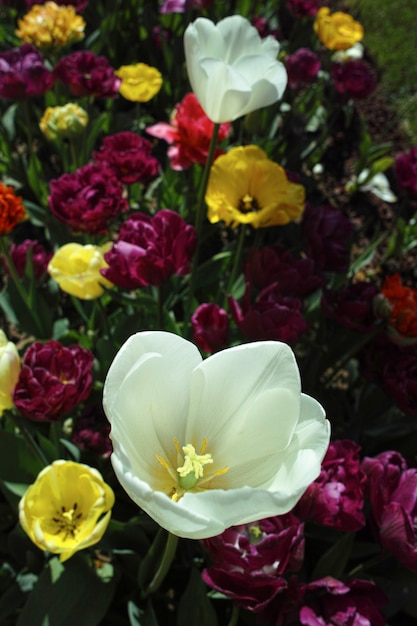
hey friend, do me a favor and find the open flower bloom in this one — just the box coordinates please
[184,15,287,123]
[314,8,364,51]
[103,331,330,539]
[19,460,114,562]
[0,330,21,416]
[116,63,162,102]
[16,2,85,51]
[48,242,114,300]
[206,145,305,228]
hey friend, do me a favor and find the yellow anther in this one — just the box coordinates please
[177,444,213,479]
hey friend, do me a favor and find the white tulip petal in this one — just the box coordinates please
[184,14,287,123]
[216,15,269,62]
[104,332,330,539]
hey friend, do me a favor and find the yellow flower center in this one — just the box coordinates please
[157,438,229,501]
[177,443,214,490]
[239,193,260,213]
[51,502,83,540]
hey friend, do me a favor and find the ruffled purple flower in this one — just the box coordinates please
[229,284,309,344]
[362,450,417,571]
[297,439,366,532]
[332,61,377,100]
[202,513,304,613]
[321,281,379,332]
[13,341,94,422]
[395,147,417,199]
[54,51,121,98]
[302,204,354,273]
[93,132,160,185]
[48,163,129,235]
[0,44,55,99]
[286,48,321,89]
[102,209,196,288]
[191,303,229,353]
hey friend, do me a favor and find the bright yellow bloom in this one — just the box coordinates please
[16,2,85,51]
[48,242,114,300]
[205,145,305,229]
[314,8,364,51]
[116,63,163,102]
[0,330,21,416]
[19,460,115,563]
[40,103,88,141]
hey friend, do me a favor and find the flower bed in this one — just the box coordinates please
[0,2,416,625]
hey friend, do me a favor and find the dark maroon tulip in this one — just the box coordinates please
[301,204,354,273]
[4,239,52,279]
[297,439,366,532]
[245,245,322,296]
[321,281,379,332]
[13,341,94,422]
[71,405,112,458]
[191,303,229,353]
[0,44,55,99]
[395,147,417,199]
[286,48,321,89]
[287,0,319,17]
[93,132,160,185]
[331,60,377,100]
[49,163,129,235]
[299,577,387,626]
[102,209,196,288]
[202,513,304,612]
[229,284,308,344]
[362,451,417,571]
[54,51,121,98]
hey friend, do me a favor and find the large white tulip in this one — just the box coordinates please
[184,15,288,123]
[103,331,330,539]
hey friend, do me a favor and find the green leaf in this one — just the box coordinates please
[17,555,118,626]
[312,531,355,579]
[2,482,29,498]
[27,153,48,205]
[176,568,218,626]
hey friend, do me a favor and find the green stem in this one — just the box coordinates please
[6,411,49,468]
[227,604,239,626]
[348,550,391,576]
[223,224,247,306]
[22,99,34,158]
[143,531,179,598]
[0,237,45,337]
[185,123,220,335]
[321,322,384,388]
[97,297,111,338]
[157,284,164,330]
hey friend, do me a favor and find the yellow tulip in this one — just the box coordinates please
[40,103,88,141]
[314,8,364,51]
[0,330,20,416]
[19,460,115,562]
[205,145,305,229]
[16,1,85,51]
[116,63,163,102]
[48,242,113,300]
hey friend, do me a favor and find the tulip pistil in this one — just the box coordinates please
[51,502,83,539]
[239,193,260,214]
[156,438,229,501]
[177,443,213,489]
